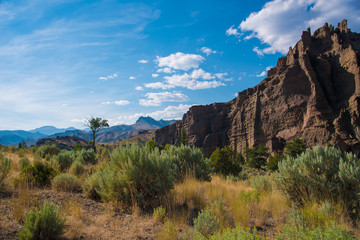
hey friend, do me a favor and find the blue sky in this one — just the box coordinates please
[0,0,359,130]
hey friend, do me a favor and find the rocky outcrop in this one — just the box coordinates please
[36,136,91,150]
[155,20,360,156]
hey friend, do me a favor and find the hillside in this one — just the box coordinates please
[155,20,360,156]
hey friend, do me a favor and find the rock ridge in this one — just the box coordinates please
[155,20,360,156]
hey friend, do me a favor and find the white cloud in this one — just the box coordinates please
[200,47,217,56]
[152,73,159,78]
[145,69,226,90]
[256,66,272,77]
[116,104,193,124]
[148,104,193,120]
[256,71,266,77]
[144,82,174,90]
[101,100,130,105]
[129,76,136,80]
[164,73,225,90]
[114,100,130,105]
[99,73,118,80]
[156,52,204,71]
[139,91,189,106]
[253,46,264,57]
[138,59,148,63]
[226,25,241,36]
[191,68,214,80]
[239,0,360,54]
[135,86,144,91]
[157,67,173,74]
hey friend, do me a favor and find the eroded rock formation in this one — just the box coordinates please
[155,20,360,156]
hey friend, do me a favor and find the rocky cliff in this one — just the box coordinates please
[155,20,360,156]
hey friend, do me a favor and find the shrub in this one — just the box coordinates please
[208,199,229,229]
[193,208,221,238]
[95,144,173,208]
[0,156,11,187]
[35,145,60,161]
[20,157,31,170]
[51,150,75,171]
[251,175,272,193]
[18,201,66,240]
[76,148,97,165]
[284,138,307,157]
[267,152,285,171]
[82,168,104,200]
[165,144,211,182]
[146,140,164,152]
[274,145,360,221]
[52,173,80,192]
[278,208,354,240]
[68,161,85,176]
[20,161,58,187]
[244,144,270,169]
[204,226,266,240]
[156,219,177,240]
[153,206,167,223]
[210,146,243,176]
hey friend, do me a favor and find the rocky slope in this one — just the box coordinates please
[155,20,360,156]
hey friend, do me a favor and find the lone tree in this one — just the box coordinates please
[86,117,109,152]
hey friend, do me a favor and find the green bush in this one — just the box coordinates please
[193,208,221,238]
[20,161,58,187]
[68,161,85,176]
[95,144,173,208]
[208,199,229,229]
[284,138,307,157]
[153,206,167,223]
[278,208,354,240]
[267,152,285,171]
[251,175,272,193]
[18,201,66,240]
[0,156,11,186]
[35,145,60,161]
[275,146,360,221]
[210,146,243,176]
[196,226,266,240]
[244,144,270,169]
[20,157,31,170]
[165,144,211,182]
[76,148,97,165]
[52,173,80,192]
[51,150,75,171]
[82,169,102,200]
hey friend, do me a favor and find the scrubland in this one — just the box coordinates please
[0,140,359,239]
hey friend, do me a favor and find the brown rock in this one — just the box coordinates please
[155,20,360,156]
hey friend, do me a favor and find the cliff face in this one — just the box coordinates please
[155,20,360,156]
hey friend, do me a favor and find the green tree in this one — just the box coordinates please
[267,152,285,171]
[244,144,270,169]
[85,117,109,153]
[285,138,307,157]
[178,129,189,146]
[210,146,242,176]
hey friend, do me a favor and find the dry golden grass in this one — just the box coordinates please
[12,181,38,223]
[156,219,178,240]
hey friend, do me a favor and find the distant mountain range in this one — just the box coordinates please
[0,117,176,146]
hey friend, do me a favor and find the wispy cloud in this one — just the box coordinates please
[200,47,217,56]
[256,66,272,77]
[98,73,118,80]
[102,100,130,105]
[138,59,148,63]
[139,91,189,106]
[129,76,136,80]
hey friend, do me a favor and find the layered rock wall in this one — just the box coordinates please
[155,20,360,156]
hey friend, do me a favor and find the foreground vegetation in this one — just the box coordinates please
[0,139,359,239]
